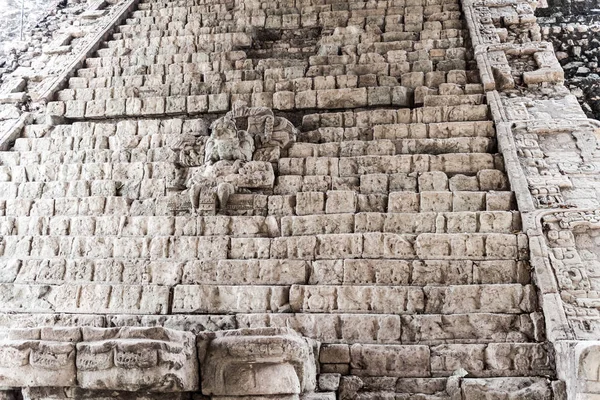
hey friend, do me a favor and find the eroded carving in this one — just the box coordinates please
[198,328,317,397]
[76,326,199,392]
[0,327,77,387]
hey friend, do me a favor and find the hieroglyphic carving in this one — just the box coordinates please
[171,102,297,215]
[541,211,600,338]
[197,328,317,397]
[509,119,600,209]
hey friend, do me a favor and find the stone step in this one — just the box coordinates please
[272,188,514,213]
[0,281,536,318]
[40,120,493,143]
[277,153,502,177]
[0,215,278,238]
[288,283,537,315]
[301,105,490,132]
[0,210,520,237]
[3,257,530,286]
[280,211,520,235]
[288,137,495,157]
[47,119,204,139]
[0,283,170,315]
[0,186,515,219]
[168,282,538,316]
[336,377,554,399]
[115,16,463,37]
[2,148,178,166]
[0,232,526,261]
[0,161,180,181]
[298,121,495,143]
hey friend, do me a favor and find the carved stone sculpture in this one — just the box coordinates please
[176,102,297,214]
[197,328,318,398]
[76,326,199,392]
[0,327,77,388]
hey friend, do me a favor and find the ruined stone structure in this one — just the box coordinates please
[0,0,597,398]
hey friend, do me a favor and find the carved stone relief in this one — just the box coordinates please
[197,328,318,398]
[169,102,297,215]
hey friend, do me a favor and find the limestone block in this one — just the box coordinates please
[302,176,331,192]
[391,86,411,107]
[367,87,391,106]
[316,88,368,109]
[363,233,416,258]
[418,171,448,191]
[271,236,317,260]
[187,95,208,114]
[449,174,480,191]
[316,234,363,259]
[296,192,325,216]
[318,374,341,391]
[477,169,509,191]
[46,101,66,118]
[360,174,388,194]
[0,328,76,387]
[485,343,553,372]
[290,285,423,314]
[420,192,453,212]
[453,191,486,212]
[282,214,354,236]
[208,93,229,113]
[354,212,385,233]
[461,378,553,399]
[198,328,317,396]
[384,213,436,234]
[343,259,411,285]
[230,237,271,259]
[76,327,199,392]
[65,101,86,119]
[431,344,486,373]
[388,192,419,212]
[325,191,357,214]
[390,173,418,191]
[125,98,142,116]
[349,344,430,377]
[274,91,295,110]
[309,260,344,285]
[296,91,317,109]
[172,285,289,313]
[268,195,296,216]
[320,344,351,364]
[401,72,425,89]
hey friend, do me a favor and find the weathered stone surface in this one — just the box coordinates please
[0,328,77,387]
[0,0,581,395]
[76,327,199,392]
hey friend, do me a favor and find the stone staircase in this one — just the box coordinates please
[0,0,564,398]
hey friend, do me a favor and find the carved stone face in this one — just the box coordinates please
[212,119,238,141]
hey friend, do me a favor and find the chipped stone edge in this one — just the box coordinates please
[30,0,140,103]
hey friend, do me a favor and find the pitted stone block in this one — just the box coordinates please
[0,327,77,388]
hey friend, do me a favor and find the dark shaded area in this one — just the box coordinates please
[537,0,600,119]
